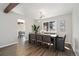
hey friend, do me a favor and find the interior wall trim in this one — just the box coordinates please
[71,44,77,56]
[65,42,77,56]
[0,42,18,48]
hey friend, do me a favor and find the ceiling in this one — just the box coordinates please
[0,3,78,19]
[0,3,9,12]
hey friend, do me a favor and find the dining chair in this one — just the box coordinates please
[18,31,25,39]
[36,34,43,46]
[42,35,51,49]
[29,34,36,44]
[56,35,66,51]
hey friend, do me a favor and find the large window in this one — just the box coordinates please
[42,20,57,33]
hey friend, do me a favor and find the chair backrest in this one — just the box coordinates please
[57,34,66,42]
[64,35,66,42]
[42,35,51,43]
[30,34,36,40]
[36,34,42,41]
[18,31,25,35]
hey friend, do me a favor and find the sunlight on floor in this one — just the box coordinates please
[65,46,71,50]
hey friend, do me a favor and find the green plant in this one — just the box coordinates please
[32,24,40,34]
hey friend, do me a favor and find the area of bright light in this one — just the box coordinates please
[65,46,70,50]
[17,19,25,23]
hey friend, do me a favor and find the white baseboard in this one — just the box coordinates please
[75,50,79,56]
[72,49,77,56]
[74,51,77,56]
[0,42,18,48]
[70,43,77,56]
[65,42,77,56]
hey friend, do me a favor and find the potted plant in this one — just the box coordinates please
[32,24,40,34]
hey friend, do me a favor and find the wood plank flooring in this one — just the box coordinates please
[0,41,75,56]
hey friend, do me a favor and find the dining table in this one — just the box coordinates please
[29,33,58,49]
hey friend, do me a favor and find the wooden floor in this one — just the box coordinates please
[0,41,75,56]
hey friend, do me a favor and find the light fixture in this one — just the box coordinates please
[39,9,46,19]
[37,9,46,22]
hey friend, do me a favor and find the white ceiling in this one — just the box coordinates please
[0,3,78,19]
[0,3,9,12]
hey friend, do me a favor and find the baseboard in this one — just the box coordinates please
[65,42,77,56]
[74,51,77,56]
[70,44,77,56]
[72,48,77,56]
[75,50,79,56]
[0,42,18,48]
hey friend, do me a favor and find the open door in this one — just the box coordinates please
[17,19,26,43]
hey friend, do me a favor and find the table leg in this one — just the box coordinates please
[54,37,56,50]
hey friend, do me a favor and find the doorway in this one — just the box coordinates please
[17,19,26,43]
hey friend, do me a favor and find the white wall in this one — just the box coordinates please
[35,13,72,44]
[25,18,34,40]
[72,4,79,56]
[0,12,17,47]
[0,11,34,47]
[0,10,34,47]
